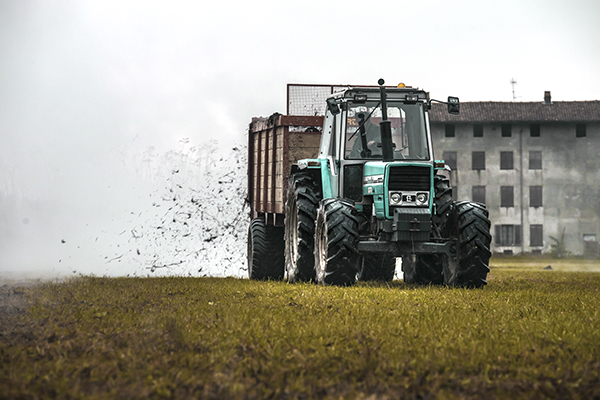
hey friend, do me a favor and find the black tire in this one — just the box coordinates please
[314,198,362,286]
[247,218,284,280]
[402,174,451,284]
[402,255,444,284]
[284,173,320,282]
[433,173,455,238]
[360,253,396,281]
[443,201,492,288]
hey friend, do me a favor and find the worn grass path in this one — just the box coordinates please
[2,259,600,399]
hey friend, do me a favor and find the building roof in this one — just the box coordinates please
[429,101,600,123]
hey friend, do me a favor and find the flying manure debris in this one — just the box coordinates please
[104,142,249,277]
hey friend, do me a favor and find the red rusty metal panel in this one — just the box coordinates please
[256,131,263,213]
[278,115,324,127]
[247,121,254,218]
[282,125,289,210]
[270,126,278,212]
[248,112,324,223]
[262,127,270,213]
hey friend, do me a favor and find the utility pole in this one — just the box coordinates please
[510,78,518,101]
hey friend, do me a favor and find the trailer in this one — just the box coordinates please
[248,114,323,227]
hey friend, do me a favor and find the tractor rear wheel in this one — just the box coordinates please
[314,198,362,286]
[284,173,320,282]
[443,201,492,288]
[247,218,284,280]
[361,254,396,281]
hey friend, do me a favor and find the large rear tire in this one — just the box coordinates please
[284,173,320,282]
[247,218,284,280]
[360,254,396,281]
[314,198,362,286]
[443,201,492,288]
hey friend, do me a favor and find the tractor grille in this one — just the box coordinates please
[387,166,431,191]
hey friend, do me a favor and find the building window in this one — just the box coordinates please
[530,186,543,207]
[530,225,543,247]
[529,151,542,170]
[472,186,486,204]
[442,151,457,171]
[445,124,455,137]
[473,124,483,137]
[501,186,514,207]
[530,124,540,137]
[500,151,514,170]
[501,124,512,137]
[495,225,522,246]
[576,123,586,138]
[472,151,485,170]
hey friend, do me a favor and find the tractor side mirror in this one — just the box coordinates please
[327,98,340,115]
[447,96,460,115]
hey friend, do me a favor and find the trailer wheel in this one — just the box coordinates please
[360,254,396,281]
[402,255,443,284]
[248,218,284,280]
[284,173,320,282]
[314,198,361,286]
[443,201,492,288]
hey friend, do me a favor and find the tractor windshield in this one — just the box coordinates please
[345,101,429,160]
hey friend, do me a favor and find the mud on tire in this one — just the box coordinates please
[248,218,284,280]
[314,198,361,286]
[444,201,492,288]
[284,173,320,282]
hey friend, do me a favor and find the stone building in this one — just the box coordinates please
[429,93,600,256]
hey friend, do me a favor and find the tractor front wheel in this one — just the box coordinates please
[402,255,444,285]
[360,254,396,281]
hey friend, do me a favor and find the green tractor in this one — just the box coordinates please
[248,80,491,287]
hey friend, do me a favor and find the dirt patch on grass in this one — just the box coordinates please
[0,283,30,316]
[0,280,40,345]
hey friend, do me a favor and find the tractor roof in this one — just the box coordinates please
[330,86,429,102]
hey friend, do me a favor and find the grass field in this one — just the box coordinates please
[2,257,600,399]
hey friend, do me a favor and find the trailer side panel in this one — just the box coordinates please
[248,114,323,226]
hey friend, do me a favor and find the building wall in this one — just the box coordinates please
[431,121,600,255]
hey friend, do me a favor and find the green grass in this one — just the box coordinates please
[2,260,600,399]
[491,254,600,272]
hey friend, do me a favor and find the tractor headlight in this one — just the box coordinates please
[416,193,428,206]
[390,192,402,205]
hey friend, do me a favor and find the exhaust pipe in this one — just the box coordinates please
[378,79,394,162]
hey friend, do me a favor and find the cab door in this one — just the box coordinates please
[318,108,340,199]
[338,108,365,203]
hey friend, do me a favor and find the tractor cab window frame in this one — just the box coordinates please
[319,109,336,158]
[343,100,430,161]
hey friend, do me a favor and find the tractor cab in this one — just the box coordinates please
[317,84,438,211]
[343,93,430,161]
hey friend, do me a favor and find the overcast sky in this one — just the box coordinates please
[1,0,599,277]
